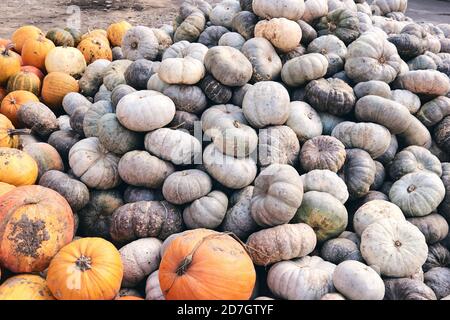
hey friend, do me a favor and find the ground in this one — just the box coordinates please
[1,0,449,38]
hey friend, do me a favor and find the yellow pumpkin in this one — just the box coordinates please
[11,25,44,53]
[21,35,56,71]
[0,182,15,196]
[0,90,39,127]
[0,113,30,148]
[0,147,38,186]
[0,275,55,300]
[41,72,79,109]
[0,45,21,86]
[77,37,113,64]
[107,21,132,47]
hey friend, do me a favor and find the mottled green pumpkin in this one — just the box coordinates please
[46,28,75,47]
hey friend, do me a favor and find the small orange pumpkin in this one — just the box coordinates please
[47,237,123,300]
[77,37,113,64]
[11,25,44,53]
[0,90,39,127]
[21,66,45,82]
[0,45,21,86]
[0,147,38,186]
[159,229,256,300]
[21,35,55,71]
[41,72,79,109]
[6,71,41,96]
[107,21,132,47]
[0,185,74,273]
[0,182,15,197]
[0,274,55,300]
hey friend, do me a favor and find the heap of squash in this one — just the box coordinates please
[0,0,450,301]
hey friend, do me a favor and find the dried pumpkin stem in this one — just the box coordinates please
[8,129,32,136]
[75,255,92,272]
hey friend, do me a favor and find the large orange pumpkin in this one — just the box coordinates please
[159,229,256,300]
[0,182,15,197]
[0,90,39,127]
[0,113,30,148]
[0,274,55,300]
[107,21,132,47]
[21,65,45,81]
[0,147,38,186]
[0,185,74,273]
[6,70,41,96]
[41,72,79,109]
[21,35,55,71]
[77,37,113,64]
[0,45,21,86]
[47,237,123,300]
[11,25,44,53]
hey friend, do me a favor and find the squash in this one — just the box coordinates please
[120,238,161,287]
[62,92,92,116]
[116,90,175,132]
[110,201,183,243]
[300,136,346,173]
[281,53,329,87]
[204,46,253,87]
[267,256,336,300]
[107,21,132,47]
[389,146,442,180]
[258,126,300,167]
[0,113,25,148]
[183,191,228,230]
[321,293,346,300]
[246,223,316,266]
[162,41,208,62]
[199,75,232,105]
[241,38,282,82]
[145,270,164,300]
[17,102,58,137]
[0,90,39,127]
[103,60,133,91]
[124,59,159,90]
[353,81,391,99]
[0,185,74,272]
[162,170,212,205]
[232,84,253,107]
[77,37,113,64]
[301,170,349,204]
[440,163,450,221]
[307,34,347,59]
[320,238,363,264]
[342,149,377,199]
[81,101,111,138]
[0,147,38,186]
[23,143,64,180]
[79,59,111,97]
[398,115,432,149]
[332,260,385,300]
[174,11,206,43]
[203,143,257,189]
[302,0,328,23]
[221,186,258,239]
[232,11,258,40]
[69,137,122,190]
[47,237,123,300]
[0,45,21,86]
[124,186,163,204]
[111,84,136,107]
[423,243,450,272]
[254,18,302,53]
[12,26,44,53]
[371,160,384,191]
[0,275,54,300]
[120,26,158,61]
[391,89,421,114]
[168,111,199,135]
[361,218,428,277]
[407,213,449,245]
[384,278,437,300]
[6,70,41,96]
[81,29,108,43]
[416,96,450,127]
[242,81,290,128]
[372,0,407,15]
[424,267,450,299]
[159,229,256,300]
[45,47,86,78]
[394,70,450,96]
[209,0,241,28]
[180,0,213,19]
[253,0,305,20]
[45,28,74,47]
[298,20,318,46]
[0,182,15,196]
[316,9,360,45]
[434,116,450,154]
[199,26,229,48]
[21,36,55,72]
[41,72,79,109]
[163,85,207,114]
[285,101,322,143]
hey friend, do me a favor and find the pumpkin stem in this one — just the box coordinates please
[8,129,32,136]
[394,240,402,247]
[75,255,92,271]
[233,120,241,128]
[1,43,15,56]
[169,121,186,130]
[407,185,416,193]
[176,254,193,276]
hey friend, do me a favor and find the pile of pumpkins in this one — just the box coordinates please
[0,0,450,300]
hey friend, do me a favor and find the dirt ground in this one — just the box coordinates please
[1,0,449,38]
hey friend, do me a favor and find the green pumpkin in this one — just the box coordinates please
[64,27,83,46]
[315,8,360,45]
[46,28,75,47]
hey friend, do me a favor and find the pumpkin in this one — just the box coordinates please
[301,169,349,204]
[254,18,302,53]
[388,24,428,60]
[122,26,159,61]
[183,191,228,230]
[17,102,58,137]
[285,101,323,143]
[77,37,113,64]
[281,53,329,87]
[199,74,232,105]
[408,213,449,245]
[300,135,346,173]
[246,223,316,266]
[267,256,336,300]
[232,11,258,40]
[69,137,122,190]
[23,143,64,179]
[159,229,256,300]
[0,185,74,272]
[321,293,346,300]
[145,270,164,300]
[180,0,212,19]
[199,26,229,48]
[376,135,398,165]
[423,243,450,272]
[47,130,81,161]
[111,84,136,107]
[81,101,111,138]
[253,0,305,20]
[303,0,328,23]
[299,20,318,46]
[394,70,450,96]
[124,186,163,203]
[391,90,421,114]
[112,47,124,60]
[11,26,43,53]
[434,116,450,153]
[0,90,39,127]
[209,0,241,28]
[162,169,212,205]
[416,96,450,127]
[168,111,199,135]
[316,8,360,45]
[332,260,385,300]
[116,90,175,132]
[342,149,377,199]
[0,147,38,186]
[158,56,205,86]
[41,72,79,109]
[251,164,303,227]
[241,38,282,82]
[384,278,437,301]
[204,46,253,87]
[389,146,442,180]
[0,275,54,300]
[320,238,363,264]
[124,59,159,90]
[45,47,86,78]
[81,29,108,43]
[45,28,74,47]
[103,60,133,91]
[0,45,21,86]
[174,11,206,43]
[372,0,407,15]
[20,36,55,72]
[0,113,25,148]
[62,92,92,116]
[162,41,208,61]
[424,267,450,299]
[107,21,132,47]
[361,218,428,277]
[440,163,450,221]
[258,126,300,167]
[0,182,15,196]
[110,201,183,243]
[64,27,82,46]
[69,104,89,136]
[353,81,391,99]
[78,59,110,97]
[232,84,253,107]
[398,115,432,149]
[6,70,41,96]
[47,237,123,300]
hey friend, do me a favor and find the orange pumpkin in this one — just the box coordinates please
[21,66,45,82]
[0,45,21,86]
[0,113,30,148]
[0,185,74,273]
[11,25,44,53]
[0,182,15,197]
[21,35,55,71]
[0,275,55,300]
[47,237,123,300]
[77,37,113,64]
[107,21,132,47]
[0,147,38,186]
[116,296,145,300]
[6,71,41,96]
[82,29,108,42]
[0,90,39,127]
[159,229,256,300]
[41,72,79,109]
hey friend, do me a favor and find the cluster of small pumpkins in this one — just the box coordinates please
[0,0,450,300]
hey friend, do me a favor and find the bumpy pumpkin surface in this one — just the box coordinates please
[0,147,38,186]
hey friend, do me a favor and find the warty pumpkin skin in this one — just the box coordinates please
[44,47,86,78]
[0,90,39,127]
[6,70,41,96]
[23,142,64,180]
[0,275,55,300]
[41,72,79,110]
[300,135,346,173]
[0,147,38,186]
[11,25,44,53]
[0,185,74,273]
[159,229,256,300]
[47,237,123,300]
[21,36,55,71]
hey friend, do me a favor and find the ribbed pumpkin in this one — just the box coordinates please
[0,90,39,127]
[0,113,30,148]
[46,28,75,47]
[6,71,41,96]
[159,229,256,300]
[21,35,56,71]
[41,72,79,109]
[77,37,113,64]
[0,185,74,273]
[107,21,132,47]
[0,275,55,300]
[0,45,21,86]
[47,237,123,300]
[0,147,38,186]
[11,25,44,53]
[21,66,45,81]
